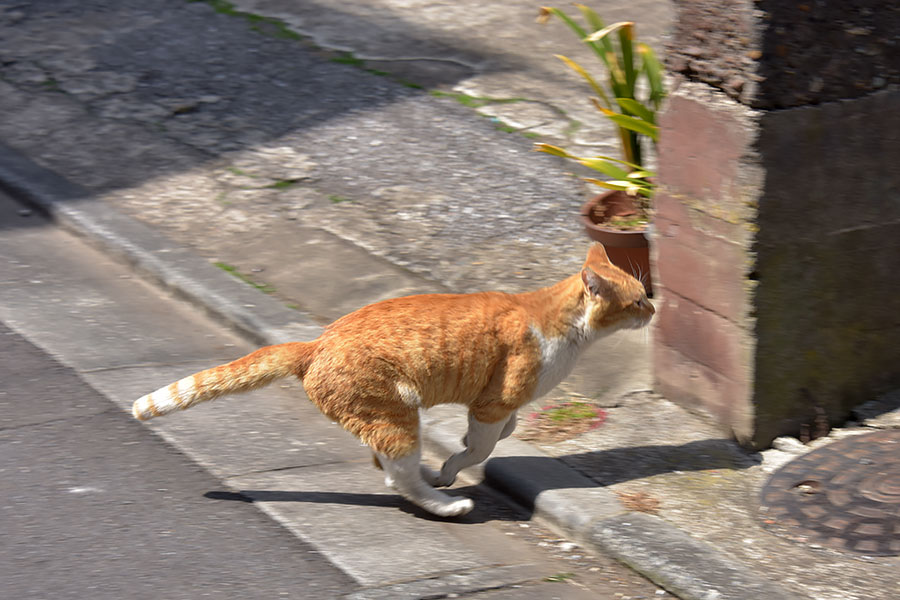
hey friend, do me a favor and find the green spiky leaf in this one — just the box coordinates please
[638,43,665,109]
[616,98,655,124]
[602,111,659,141]
[618,24,636,93]
[573,4,613,62]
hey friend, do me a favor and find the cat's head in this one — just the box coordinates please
[580,243,655,332]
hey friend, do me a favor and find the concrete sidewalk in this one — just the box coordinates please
[1,1,898,599]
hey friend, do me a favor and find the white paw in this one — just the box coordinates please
[430,497,474,517]
[384,474,396,490]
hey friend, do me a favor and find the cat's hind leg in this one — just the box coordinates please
[377,447,475,517]
[334,385,473,516]
[429,412,510,488]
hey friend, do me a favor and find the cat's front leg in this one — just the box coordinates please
[460,410,517,447]
[498,410,518,440]
[432,412,509,487]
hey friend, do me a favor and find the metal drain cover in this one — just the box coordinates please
[759,429,900,556]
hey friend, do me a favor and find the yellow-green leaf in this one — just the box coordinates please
[583,177,630,191]
[618,24,636,91]
[605,51,626,91]
[616,98,655,124]
[605,112,659,141]
[579,158,630,179]
[584,21,634,43]
[573,4,614,62]
[575,4,605,33]
[588,154,645,171]
[638,43,665,108]
[534,143,574,159]
[554,55,612,108]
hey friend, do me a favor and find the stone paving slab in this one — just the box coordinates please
[230,0,674,156]
[209,225,441,324]
[229,464,506,586]
[591,513,794,600]
[341,564,600,600]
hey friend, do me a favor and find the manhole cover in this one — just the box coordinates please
[759,429,900,556]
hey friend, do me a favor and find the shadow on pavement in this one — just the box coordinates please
[562,438,760,485]
[486,438,759,510]
[204,438,757,521]
[205,485,525,524]
[0,0,513,206]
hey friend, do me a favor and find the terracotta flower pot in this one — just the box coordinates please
[579,191,653,296]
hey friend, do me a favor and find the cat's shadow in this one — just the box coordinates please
[205,438,757,521]
[204,486,510,523]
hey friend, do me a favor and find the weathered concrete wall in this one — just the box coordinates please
[653,0,900,447]
[752,88,900,445]
[653,82,761,443]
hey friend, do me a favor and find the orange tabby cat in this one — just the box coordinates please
[133,243,654,516]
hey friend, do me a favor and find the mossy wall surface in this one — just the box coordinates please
[750,89,900,446]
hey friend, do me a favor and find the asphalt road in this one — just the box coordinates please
[0,321,357,599]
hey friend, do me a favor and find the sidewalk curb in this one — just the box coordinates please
[422,415,796,600]
[0,142,791,600]
[0,142,321,348]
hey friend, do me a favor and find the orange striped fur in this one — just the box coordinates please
[132,243,654,516]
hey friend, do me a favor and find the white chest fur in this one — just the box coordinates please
[530,324,592,400]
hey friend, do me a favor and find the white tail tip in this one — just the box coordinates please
[132,396,156,421]
[132,376,194,421]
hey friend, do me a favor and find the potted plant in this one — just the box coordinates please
[536,5,665,294]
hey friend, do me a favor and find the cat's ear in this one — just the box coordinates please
[586,243,611,266]
[581,267,614,298]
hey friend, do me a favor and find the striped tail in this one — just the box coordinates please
[132,341,315,421]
